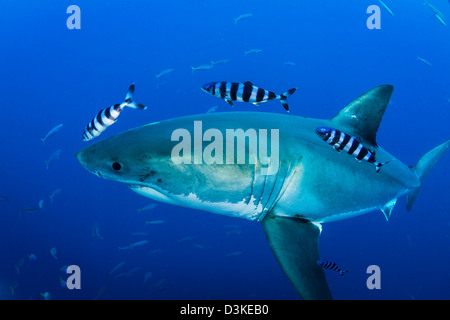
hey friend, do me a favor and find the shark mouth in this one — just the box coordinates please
[128,184,173,204]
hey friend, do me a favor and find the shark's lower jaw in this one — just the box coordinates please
[128,184,267,221]
[128,184,173,204]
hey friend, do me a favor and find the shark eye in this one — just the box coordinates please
[112,162,122,171]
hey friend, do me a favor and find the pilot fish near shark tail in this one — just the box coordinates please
[315,127,391,173]
[82,83,147,142]
[201,81,297,112]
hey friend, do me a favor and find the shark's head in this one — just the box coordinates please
[74,114,280,219]
[75,123,181,203]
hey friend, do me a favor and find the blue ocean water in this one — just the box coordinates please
[1,0,449,300]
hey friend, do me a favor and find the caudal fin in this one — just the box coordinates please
[278,88,297,112]
[406,140,450,211]
[123,83,147,110]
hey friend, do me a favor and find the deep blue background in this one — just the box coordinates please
[0,0,449,300]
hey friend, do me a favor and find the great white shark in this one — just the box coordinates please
[75,85,449,299]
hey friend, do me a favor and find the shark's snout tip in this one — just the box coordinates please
[74,151,81,162]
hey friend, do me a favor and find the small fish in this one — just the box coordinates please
[145,220,165,225]
[41,123,63,144]
[38,200,44,210]
[224,226,242,236]
[92,223,103,240]
[417,56,432,67]
[59,276,66,287]
[44,149,61,169]
[284,61,296,66]
[40,292,51,300]
[93,285,107,300]
[378,0,394,16]
[210,59,230,65]
[0,195,10,202]
[193,243,210,249]
[315,127,390,173]
[137,203,157,214]
[49,188,62,204]
[131,232,149,236]
[424,0,445,18]
[109,261,126,275]
[148,249,164,255]
[19,207,40,214]
[50,247,57,260]
[155,68,174,78]
[234,13,252,24]
[206,105,218,113]
[225,251,243,257]
[9,282,18,295]
[130,240,149,247]
[14,258,25,274]
[82,83,147,141]
[115,267,141,278]
[144,271,153,282]
[317,259,348,276]
[177,236,193,242]
[201,81,297,111]
[28,253,37,261]
[244,49,263,55]
[118,240,149,250]
[434,13,446,27]
[191,64,214,72]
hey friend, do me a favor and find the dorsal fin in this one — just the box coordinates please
[331,85,394,146]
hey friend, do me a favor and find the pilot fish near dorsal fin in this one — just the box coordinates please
[331,85,394,147]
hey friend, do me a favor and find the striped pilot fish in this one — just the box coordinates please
[201,81,297,112]
[317,259,348,276]
[82,83,147,141]
[315,127,390,173]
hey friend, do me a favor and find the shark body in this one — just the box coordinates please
[76,85,449,299]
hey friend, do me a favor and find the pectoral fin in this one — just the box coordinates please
[261,214,332,300]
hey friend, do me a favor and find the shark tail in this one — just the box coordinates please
[278,88,297,112]
[123,83,147,110]
[406,140,450,211]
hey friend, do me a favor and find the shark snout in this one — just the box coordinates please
[75,151,104,178]
[75,149,94,173]
[74,151,81,162]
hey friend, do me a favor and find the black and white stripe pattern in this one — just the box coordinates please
[315,127,388,173]
[201,81,296,111]
[82,104,124,141]
[82,83,147,142]
[317,259,348,276]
